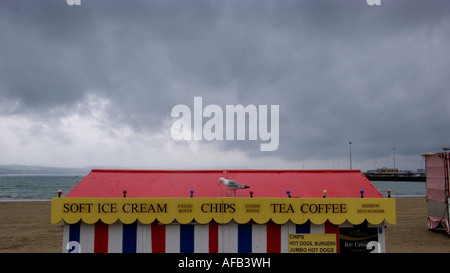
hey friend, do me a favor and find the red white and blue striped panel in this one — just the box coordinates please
[63,220,384,253]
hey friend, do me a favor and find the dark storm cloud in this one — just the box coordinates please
[0,0,449,168]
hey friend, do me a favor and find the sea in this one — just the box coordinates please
[0,175,426,201]
[0,175,84,201]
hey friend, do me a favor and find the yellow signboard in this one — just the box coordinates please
[51,197,396,225]
[288,234,337,253]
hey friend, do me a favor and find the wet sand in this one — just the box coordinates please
[0,201,62,252]
[385,197,450,252]
[0,198,449,253]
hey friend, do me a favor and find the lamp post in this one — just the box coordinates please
[349,142,352,170]
[393,147,396,169]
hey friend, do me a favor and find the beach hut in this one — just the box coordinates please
[422,152,450,234]
[51,169,396,253]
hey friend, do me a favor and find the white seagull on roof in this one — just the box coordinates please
[218,177,250,196]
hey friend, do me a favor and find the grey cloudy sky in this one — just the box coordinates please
[0,0,449,171]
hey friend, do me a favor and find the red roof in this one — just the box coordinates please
[66,169,384,198]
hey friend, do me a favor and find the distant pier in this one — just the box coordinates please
[364,174,425,182]
[364,167,426,182]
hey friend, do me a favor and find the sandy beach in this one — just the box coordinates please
[1,197,449,253]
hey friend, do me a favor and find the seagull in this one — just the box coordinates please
[218,177,250,196]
